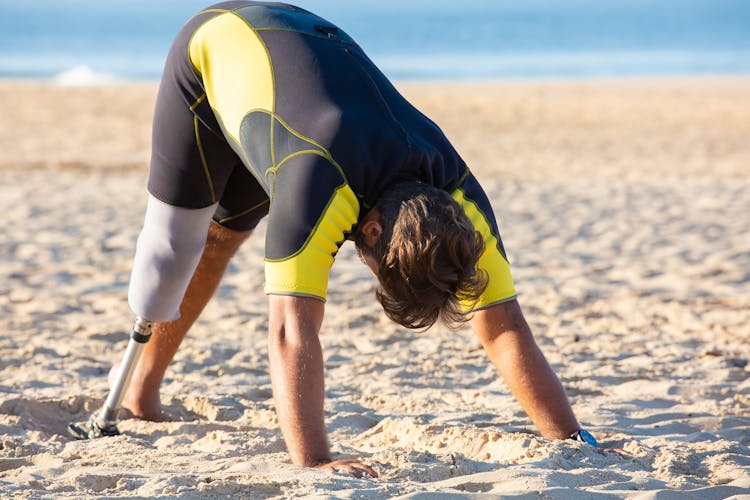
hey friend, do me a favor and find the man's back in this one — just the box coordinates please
[183,1,467,207]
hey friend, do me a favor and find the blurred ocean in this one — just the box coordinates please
[1,0,749,83]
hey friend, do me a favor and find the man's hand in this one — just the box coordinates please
[314,458,379,478]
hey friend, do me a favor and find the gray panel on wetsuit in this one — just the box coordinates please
[238,110,329,185]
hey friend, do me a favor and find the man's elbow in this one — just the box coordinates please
[267,296,325,350]
[267,319,310,354]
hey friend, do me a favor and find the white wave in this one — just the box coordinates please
[52,65,120,86]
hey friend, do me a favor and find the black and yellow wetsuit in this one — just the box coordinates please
[149,1,516,308]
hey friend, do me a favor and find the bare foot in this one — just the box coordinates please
[107,364,163,421]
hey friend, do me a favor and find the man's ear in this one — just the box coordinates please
[360,219,383,248]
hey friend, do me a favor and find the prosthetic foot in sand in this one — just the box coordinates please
[68,317,153,439]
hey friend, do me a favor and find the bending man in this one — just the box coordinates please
[117,1,593,476]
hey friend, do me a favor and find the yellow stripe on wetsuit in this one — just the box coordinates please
[452,188,517,311]
[188,11,274,141]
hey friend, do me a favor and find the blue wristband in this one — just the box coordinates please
[570,429,598,447]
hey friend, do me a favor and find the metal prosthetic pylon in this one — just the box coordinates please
[69,316,153,439]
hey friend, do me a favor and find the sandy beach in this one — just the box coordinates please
[0,77,749,498]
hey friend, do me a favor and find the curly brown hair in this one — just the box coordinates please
[355,181,488,330]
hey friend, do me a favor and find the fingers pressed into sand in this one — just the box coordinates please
[314,458,379,478]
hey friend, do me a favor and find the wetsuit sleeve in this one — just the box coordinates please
[263,155,359,301]
[452,173,517,311]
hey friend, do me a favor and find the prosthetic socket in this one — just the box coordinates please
[128,194,217,322]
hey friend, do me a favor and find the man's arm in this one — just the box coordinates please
[267,295,328,464]
[469,299,580,440]
[267,295,377,477]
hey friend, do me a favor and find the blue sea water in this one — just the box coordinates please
[1,0,748,82]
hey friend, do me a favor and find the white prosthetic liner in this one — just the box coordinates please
[90,195,217,436]
[128,195,218,322]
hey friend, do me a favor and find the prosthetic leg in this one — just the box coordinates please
[69,197,217,439]
[68,317,153,439]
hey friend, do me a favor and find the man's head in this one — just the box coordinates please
[354,181,488,330]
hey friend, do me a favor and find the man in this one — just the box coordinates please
[114,1,595,477]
